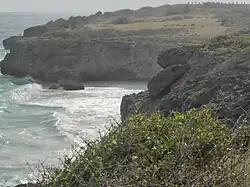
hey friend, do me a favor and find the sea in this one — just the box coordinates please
[0,12,146,186]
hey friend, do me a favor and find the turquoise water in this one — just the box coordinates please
[0,13,146,186]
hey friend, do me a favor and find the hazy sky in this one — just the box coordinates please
[0,0,248,14]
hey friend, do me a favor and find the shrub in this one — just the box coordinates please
[38,107,250,186]
[112,18,130,25]
[203,34,250,50]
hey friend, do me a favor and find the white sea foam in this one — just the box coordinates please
[0,47,6,60]
[10,83,43,103]
[0,12,82,186]
[0,75,147,186]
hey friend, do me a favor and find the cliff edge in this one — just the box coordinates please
[1,2,240,88]
[121,34,250,123]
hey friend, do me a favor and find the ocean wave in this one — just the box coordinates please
[10,76,34,86]
[0,47,7,61]
[0,78,146,187]
[0,75,34,87]
[8,82,80,143]
[10,83,43,103]
[0,76,35,94]
[52,111,83,145]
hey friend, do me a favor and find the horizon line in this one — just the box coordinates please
[0,2,249,15]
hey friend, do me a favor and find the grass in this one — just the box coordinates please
[83,15,228,45]
[88,17,223,31]
[37,106,250,186]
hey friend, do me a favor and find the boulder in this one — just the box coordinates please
[147,64,190,98]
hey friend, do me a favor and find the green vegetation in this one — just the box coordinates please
[89,17,218,31]
[203,34,250,51]
[38,107,250,186]
[86,16,226,42]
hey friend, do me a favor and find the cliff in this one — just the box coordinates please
[121,34,250,123]
[3,3,246,89]
[1,33,165,82]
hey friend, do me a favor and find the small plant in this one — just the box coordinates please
[38,107,250,186]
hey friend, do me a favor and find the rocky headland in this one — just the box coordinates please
[3,2,247,90]
[117,3,250,124]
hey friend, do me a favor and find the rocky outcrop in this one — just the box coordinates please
[22,16,91,37]
[147,64,190,98]
[121,35,250,123]
[0,36,163,84]
[1,13,180,88]
[5,2,248,88]
[2,36,22,50]
[3,3,247,89]
[2,10,179,87]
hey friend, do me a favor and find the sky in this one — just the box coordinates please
[0,0,248,14]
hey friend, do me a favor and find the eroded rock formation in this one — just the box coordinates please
[1,18,171,90]
[121,34,250,123]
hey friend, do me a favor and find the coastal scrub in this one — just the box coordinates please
[38,107,250,186]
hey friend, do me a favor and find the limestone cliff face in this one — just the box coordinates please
[121,35,250,123]
[1,14,186,86]
[1,31,164,84]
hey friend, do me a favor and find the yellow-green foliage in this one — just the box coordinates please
[39,107,250,187]
[203,34,250,50]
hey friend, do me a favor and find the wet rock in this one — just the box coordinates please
[58,79,85,90]
[48,83,60,89]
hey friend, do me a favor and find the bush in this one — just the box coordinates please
[38,107,250,186]
[112,18,130,25]
[203,34,250,50]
